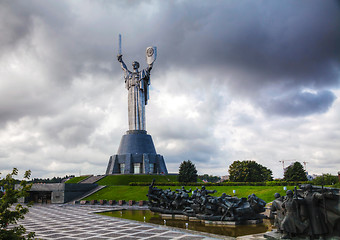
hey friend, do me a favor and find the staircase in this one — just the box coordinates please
[70,185,106,202]
[78,175,105,184]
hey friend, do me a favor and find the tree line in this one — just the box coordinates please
[178,160,338,185]
[30,175,75,183]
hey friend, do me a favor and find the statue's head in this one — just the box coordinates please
[132,61,140,70]
[286,190,293,197]
[274,193,281,199]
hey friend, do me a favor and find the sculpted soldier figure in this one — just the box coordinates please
[147,180,268,222]
[199,186,217,203]
[147,179,162,207]
[264,185,340,239]
[247,193,266,213]
[281,190,308,239]
[302,184,329,239]
[281,190,299,238]
[270,193,284,233]
[218,193,235,220]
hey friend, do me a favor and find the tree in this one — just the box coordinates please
[31,175,75,183]
[0,168,35,239]
[228,160,273,182]
[178,160,198,182]
[312,174,338,186]
[283,162,307,181]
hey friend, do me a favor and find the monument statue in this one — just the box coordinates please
[268,185,340,239]
[147,181,267,223]
[269,193,284,233]
[280,190,308,238]
[117,45,156,130]
[105,35,167,175]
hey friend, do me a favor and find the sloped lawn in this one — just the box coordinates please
[84,185,294,202]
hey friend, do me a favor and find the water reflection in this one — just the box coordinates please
[98,209,272,238]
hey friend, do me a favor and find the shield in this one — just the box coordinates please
[146,46,157,64]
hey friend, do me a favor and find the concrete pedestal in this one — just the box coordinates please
[106,130,168,174]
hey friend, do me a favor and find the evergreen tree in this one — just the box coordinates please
[178,160,198,182]
[0,168,35,239]
[284,162,308,181]
[228,160,273,182]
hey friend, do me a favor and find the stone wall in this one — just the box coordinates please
[17,183,97,204]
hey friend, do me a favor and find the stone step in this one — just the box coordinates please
[69,185,106,202]
[78,175,105,184]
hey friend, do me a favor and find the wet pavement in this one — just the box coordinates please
[15,204,225,239]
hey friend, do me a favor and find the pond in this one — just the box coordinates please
[98,209,273,238]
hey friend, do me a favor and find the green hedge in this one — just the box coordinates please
[96,174,178,186]
[265,181,311,186]
[129,181,311,186]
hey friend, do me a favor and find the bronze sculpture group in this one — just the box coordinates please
[270,184,340,239]
[147,180,267,222]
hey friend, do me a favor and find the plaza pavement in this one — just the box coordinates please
[15,204,266,239]
[16,204,221,239]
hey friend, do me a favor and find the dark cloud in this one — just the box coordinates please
[132,0,340,116]
[0,0,339,177]
[161,138,221,166]
[0,1,73,53]
[2,0,338,119]
[261,90,336,117]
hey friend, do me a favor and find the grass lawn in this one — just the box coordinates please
[65,175,91,183]
[83,185,295,203]
[96,174,178,185]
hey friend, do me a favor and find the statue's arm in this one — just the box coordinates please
[146,62,153,73]
[117,54,130,73]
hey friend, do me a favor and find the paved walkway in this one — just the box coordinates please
[16,204,225,240]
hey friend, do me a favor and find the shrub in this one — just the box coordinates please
[0,168,35,240]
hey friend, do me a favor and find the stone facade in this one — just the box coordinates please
[17,183,97,204]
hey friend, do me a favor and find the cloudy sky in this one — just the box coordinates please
[1,0,339,179]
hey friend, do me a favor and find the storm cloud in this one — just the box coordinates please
[261,90,336,117]
[0,0,339,178]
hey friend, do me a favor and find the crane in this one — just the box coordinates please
[279,159,296,173]
[302,161,308,171]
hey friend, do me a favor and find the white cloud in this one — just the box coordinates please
[0,0,339,179]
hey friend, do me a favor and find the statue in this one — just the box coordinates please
[147,181,267,222]
[146,179,161,206]
[269,193,284,233]
[248,193,266,213]
[301,184,333,239]
[105,36,167,175]
[266,185,340,239]
[117,35,157,131]
[199,186,217,207]
[280,190,308,239]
